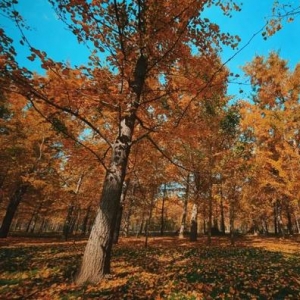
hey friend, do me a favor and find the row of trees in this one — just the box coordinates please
[1,0,299,285]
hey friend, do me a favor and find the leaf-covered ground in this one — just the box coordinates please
[0,236,299,299]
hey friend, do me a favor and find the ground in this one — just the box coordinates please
[0,235,299,299]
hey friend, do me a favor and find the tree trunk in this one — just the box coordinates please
[26,203,42,233]
[63,204,75,240]
[274,201,280,235]
[124,183,136,237]
[145,186,156,248]
[75,52,146,285]
[75,115,135,285]
[179,174,189,239]
[113,179,129,244]
[0,184,28,238]
[286,205,293,235]
[294,213,300,234]
[113,205,123,244]
[190,203,198,241]
[207,184,213,245]
[220,185,226,234]
[81,205,91,236]
[160,184,167,236]
[229,199,235,246]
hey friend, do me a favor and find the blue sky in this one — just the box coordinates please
[1,0,300,101]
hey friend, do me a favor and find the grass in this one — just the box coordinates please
[0,235,299,299]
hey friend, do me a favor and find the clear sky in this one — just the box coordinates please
[1,0,300,101]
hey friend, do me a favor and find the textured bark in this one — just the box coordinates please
[75,119,133,284]
[0,184,28,238]
[75,52,146,285]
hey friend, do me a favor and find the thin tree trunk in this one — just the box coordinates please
[145,186,156,248]
[277,204,285,238]
[160,183,167,236]
[286,204,293,235]
[81,205,91,236]
[190,203,198,241]
[207,184,213,245]
[26,203,42,233]
[0,184,28,238]
[113,205,123,244]
[26,209,37,233]
[179,174,189,239]
[229,199,235,246]
[63,204,75,240]
[220,184,225,234]
[274,202,278,235]
[294,213,300,234]
[124,183,136,237]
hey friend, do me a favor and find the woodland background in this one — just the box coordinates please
[0,0,300,297]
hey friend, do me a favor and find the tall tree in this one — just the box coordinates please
[1,0,242,284]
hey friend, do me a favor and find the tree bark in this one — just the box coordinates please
[0,184,28,238]
[179,174,189,239]
[75,118,133,284]
[75,51,146,285]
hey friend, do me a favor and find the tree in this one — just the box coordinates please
[0,90,62,237]
[1,0,243,284]
[239,52,300,235]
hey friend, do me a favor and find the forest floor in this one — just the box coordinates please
[0,235,299,299]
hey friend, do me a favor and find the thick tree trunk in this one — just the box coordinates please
[75,115,135,285]
[75,52,146,285]
[0,184,28,238]
[179,174,189,239]
[190,203,198,241]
